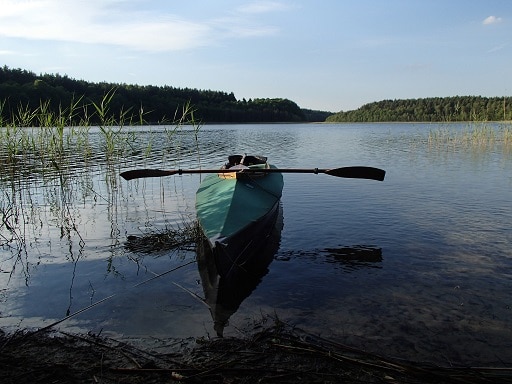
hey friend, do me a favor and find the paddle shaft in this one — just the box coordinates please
[121,166,385,181]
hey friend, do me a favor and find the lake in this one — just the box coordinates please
[1,122,511,366]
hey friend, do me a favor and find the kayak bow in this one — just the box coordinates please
[195,156,283,277]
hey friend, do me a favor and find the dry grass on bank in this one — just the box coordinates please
[2,320,511,384]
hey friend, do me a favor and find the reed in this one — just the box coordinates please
[0,100,88,169]
[427,122,512,150]
[0,89,202,168]
[0,92,202,283]
[91,88,134,160]
[503,125,512,145]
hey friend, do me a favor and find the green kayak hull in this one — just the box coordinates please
[195,164,283,277]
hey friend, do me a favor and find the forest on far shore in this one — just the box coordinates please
[327,96,512,123]
[0,66,331,125]
[1,66,511,125]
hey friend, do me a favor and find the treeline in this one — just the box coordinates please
[0,66,331,125]
[327,96,512,122]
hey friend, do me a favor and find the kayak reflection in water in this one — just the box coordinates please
[197,205,283,337]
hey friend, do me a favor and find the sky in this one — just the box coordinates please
[0,0,510,112]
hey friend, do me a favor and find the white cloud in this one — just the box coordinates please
[0,0,287,51]
[487,43,507,53]
[482,15,503,25]
[237,1,291,14]
[0,0,213,52]
[211,15,279,39]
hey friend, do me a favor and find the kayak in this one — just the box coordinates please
[120,157,384,279]
[120,157,384,282]
[195,155,284,278]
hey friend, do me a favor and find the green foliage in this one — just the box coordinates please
[301,108,332,122]
[326,96,512,122]
[0,66,327,124]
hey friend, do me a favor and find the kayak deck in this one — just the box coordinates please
[195,157,284,277]
[196,163,283,243]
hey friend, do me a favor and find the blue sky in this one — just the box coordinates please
[0,0,510,112]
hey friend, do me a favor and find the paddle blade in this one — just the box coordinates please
[120,169,178,180]
[325,167,386,181]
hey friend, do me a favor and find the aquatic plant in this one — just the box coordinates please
[503,125,512,145]
[125,219,199,255]
[427,122,512,150]
[91,88,138,161]
[0,92,202,284]
[0,98,90,171]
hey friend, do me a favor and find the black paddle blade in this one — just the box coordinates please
[325,167,386,181]
[120,169,178,180]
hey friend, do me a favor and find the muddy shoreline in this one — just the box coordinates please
[2,321,509,384]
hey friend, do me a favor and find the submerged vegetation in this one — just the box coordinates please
[125,221,200,255]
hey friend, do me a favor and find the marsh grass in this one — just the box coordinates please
[428,122,512,151]
[91,88,143,161]
[503,125,512,146]
[0,89,150,170]
[0,90,202,283]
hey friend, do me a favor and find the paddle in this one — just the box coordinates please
[121,166,385,181]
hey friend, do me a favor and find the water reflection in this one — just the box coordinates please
[1,123,511,367]
[276,245,383,273]
[322,245,383,270]
[197,206,283,337]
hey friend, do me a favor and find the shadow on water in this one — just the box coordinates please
[197,205,283,337]
[276,245,383,273]
[322,245,383,271]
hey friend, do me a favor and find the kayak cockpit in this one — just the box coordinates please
[219,154,269,179]
[226,154,267,167]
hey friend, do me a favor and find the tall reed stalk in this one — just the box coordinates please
[91,88,135,160]
[1,91,201,285]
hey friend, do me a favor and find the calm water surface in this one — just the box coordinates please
[1,122,511,366]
